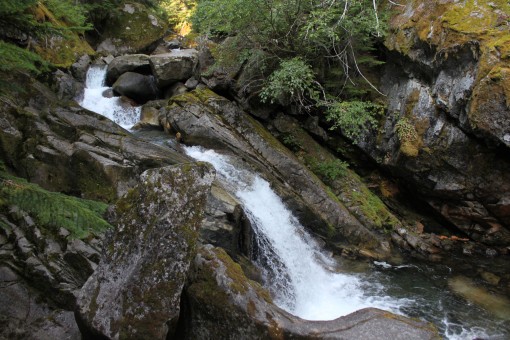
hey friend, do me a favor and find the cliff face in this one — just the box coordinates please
[354,0,510,249]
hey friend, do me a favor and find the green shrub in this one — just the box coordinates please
[0,165,111,239]
[394,117,418,143]
[325,100,385,141]
[310,159,349,182]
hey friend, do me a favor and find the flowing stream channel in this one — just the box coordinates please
[81,65,510,340]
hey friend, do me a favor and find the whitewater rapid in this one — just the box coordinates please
[80,65,141,129]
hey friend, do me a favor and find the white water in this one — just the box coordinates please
[80,65,141,129]
[185,146,407,320]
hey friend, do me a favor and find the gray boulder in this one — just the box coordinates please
[150,49,199,88]
[106,54,151,85]
[71,54,91,82]
[76,163,215,339]
[112,71,159,103]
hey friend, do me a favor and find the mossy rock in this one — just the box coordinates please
[97,1,168,56]
[31,3,94,68]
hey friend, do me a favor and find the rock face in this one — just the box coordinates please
[150,49,199,88]
[179,245,440,339]
[354,1,510,249]
[76,163,215,339]
[106,54,151,85]
[159,89,393,258]
[112,71,159,103]
[96,2,167,56]
[0,74,187,202]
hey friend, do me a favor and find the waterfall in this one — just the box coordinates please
[184,146,406,320]
[79,65,508,340]
[80,65,141,129]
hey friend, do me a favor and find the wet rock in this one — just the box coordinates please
[106,54,151,85]
[112,71,159,103]
[159,89,393,257]
[53,70,84,101]
[150,49,199,88]
[180,245,440,339]
[76,163,215,339]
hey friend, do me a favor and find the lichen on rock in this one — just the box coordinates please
[76,163,215,339]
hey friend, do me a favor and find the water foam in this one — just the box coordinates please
[80,65,141,129]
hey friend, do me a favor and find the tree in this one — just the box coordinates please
[193,0,387,136]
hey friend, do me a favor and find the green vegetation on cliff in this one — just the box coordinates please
[0,162,111,239]
[193,0,387,135]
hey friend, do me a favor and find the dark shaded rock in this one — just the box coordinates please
[164,82,188,98]
[112,71,159,103]
[159,89,392,258]
[150,49,199,88]
[0,266,81,339]
[106,54,151,85]
[76,163,215,339]
[179,245,440,339]
[96,2,168,56]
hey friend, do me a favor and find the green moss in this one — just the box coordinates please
[0,164,111,239]
[351,189,398,231]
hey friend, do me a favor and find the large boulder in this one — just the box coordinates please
[349,1,510,249]
[106,54,151,85]
[158,89,393,258]
[96,2,168,56]
[76,163,215,339]
[112,71,159,103]
[150,49,199,88]
[180,245,440,339]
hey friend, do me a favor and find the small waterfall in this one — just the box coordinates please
[80,65,141,129]
[185,146,406,320]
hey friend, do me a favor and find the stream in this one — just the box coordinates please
[80,65,510,340]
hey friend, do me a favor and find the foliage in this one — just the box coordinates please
[193,0,388,136]
[160,0,196,34]
[310,159,349,182]
[260,58,320,107]
[394,117,418,143]
[0,164,111,239]
[281,133,303,151]
[325,100,385,140]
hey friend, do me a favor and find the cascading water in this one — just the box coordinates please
[80,65,141,129]
[184,147,407,319]
[80,65,509,340]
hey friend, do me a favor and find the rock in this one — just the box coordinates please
[150,49,199,88]
[96,1,168,56]
[0,73,187,202]
[71,54,92,82]
[184,77,199,89]
[53,70,84,101]
[164,82,188,98]
[351,1,510,248]
[76,163,215,339]
[112,71,159,103]
[106,54,151,85]
[159,89,393,258]
[180,245,440,339]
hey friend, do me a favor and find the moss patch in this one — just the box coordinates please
[0,163,111,239]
